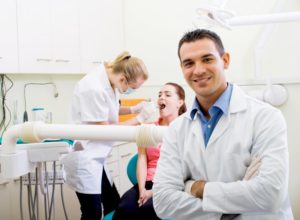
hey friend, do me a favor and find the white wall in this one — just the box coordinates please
[4,74,81,125]
[1,0,300,219]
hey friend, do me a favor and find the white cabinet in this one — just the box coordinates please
[0,182,11,220]
[107,142,137,195]
[0,0,18,73]
[51,0,81,73]
[107,146,120,190]
[1,0,124,74]
[17,0,81,74]
[79,0,124,73]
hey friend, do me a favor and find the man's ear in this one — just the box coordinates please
[179,62,183,70]
[222,52,230,69]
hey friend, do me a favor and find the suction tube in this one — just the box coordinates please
[1,122,168,154]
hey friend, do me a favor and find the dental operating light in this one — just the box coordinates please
[195,5,300,30]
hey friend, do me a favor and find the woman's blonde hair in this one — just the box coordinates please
[106,51,148,83]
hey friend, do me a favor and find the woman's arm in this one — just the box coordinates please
[137,147,148,196]
[119,106,132,115]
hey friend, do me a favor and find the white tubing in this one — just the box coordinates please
[136,124,167,147]
[228,11,300,26]
[34,122,139,142]
[1,124,23,154]
[1,122,169,154]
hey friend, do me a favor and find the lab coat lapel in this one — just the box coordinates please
[207,84,247,146]
[207,114,230,146]
[191,115,206,149]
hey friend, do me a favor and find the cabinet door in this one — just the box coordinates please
[0,182,11,220]
[17,0,81,74]
[119,142,137,195]
[51,0,81,73]
[107,146,120,191]
[79,0,124,73]
[17,0,53,73]
[0,0,18,73]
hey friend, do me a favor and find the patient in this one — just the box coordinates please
[112,82,187,220]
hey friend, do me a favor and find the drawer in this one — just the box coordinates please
[113,176,120,192]
[107,146,118,163]
[107,161,119,178]
[119,142,137,158]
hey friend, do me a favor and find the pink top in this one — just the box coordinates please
[145,120,162,181]
[146,143,161,181]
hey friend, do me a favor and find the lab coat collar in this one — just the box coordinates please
[229,84,248,114]
[204,84,248,146]
[185,84,247,121]
[182,84,251,148]
[98,64,112,90]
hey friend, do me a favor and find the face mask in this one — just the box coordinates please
[116,81,127,94]
[117,87,126,94]
[122,87,136,95]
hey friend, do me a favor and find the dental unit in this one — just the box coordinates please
[0,122,168,179]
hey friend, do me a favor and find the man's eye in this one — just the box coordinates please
[183,62,193,68]
[203,58,213,63]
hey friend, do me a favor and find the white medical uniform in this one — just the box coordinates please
[62,64,119,194]
[153,84,293,220]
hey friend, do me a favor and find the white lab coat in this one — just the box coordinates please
[62,64,119,194]
[153,84,293,220]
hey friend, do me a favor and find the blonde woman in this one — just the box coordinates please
[62,52,155,220]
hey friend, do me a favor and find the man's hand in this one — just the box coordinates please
[191,180,206,199]
[243,157,261,180]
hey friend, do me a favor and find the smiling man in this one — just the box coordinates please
[152,29,293,220]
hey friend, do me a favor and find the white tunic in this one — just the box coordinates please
[62,64,119,194]
[153,85,293,220]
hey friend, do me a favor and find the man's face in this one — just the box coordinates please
[179,38,230,103]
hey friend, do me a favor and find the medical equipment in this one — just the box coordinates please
[23,82,59,122]
[0,139,70,220]
[0,122,167,179]
[0,74,13,135]
[194,5,300,30]
[263,83,288,107]
[0,122,166,220]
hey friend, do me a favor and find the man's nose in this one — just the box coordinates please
[193,63,205,75]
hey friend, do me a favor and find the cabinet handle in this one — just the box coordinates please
[120,153,131,158]
[55,59,70,63]
[0,180,10,185]
[92,61,102,64]
[36,58,52,62]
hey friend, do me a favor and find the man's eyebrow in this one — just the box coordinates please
[181,58,192,64]
[202,54,214,58]
[182,54,215,64]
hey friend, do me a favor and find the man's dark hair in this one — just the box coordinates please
[178,29,225,59]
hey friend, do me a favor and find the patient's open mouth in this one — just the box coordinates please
[159,104,166,110]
